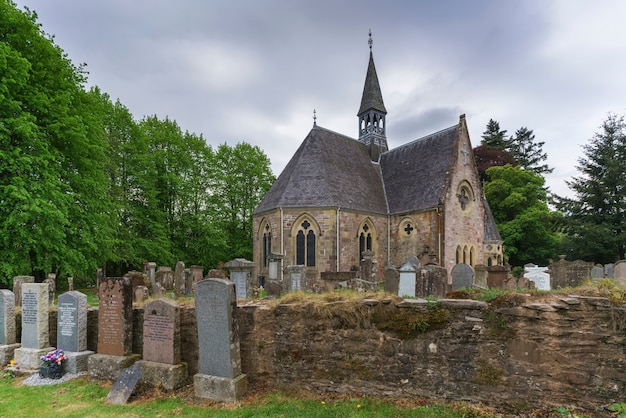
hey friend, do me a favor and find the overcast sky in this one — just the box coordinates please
[14,0,626,198]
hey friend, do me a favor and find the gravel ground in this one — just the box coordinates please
[22,371,86,386]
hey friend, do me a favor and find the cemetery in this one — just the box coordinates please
[1,257,626,416]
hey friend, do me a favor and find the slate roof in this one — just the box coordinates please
[357,51,387,115]
[380,126,458,214]
[483,197,502,241]
[254,126,388,215]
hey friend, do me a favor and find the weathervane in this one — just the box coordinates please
[368,29,373,50]
[313,109,317,127]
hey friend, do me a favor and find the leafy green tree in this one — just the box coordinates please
[208,143,275,262]
[485,164,560,266]
[555,113,626,263]
[481,119,509,149]
[0,2,113,283]
[508,127,553,175]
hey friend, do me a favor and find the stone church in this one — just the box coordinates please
[253,35,503,286]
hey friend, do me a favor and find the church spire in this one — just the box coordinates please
[358,30,388,161]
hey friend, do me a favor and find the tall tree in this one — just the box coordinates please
[555,113,626,263]
[208,143,275,262]
[0,2,113,282]
[472,145,517,183]
[481,119,509,149]
[485,164,560,266]
[508,127,553,175]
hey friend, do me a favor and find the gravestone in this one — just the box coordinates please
[106,364,142,405]
[67,277,74,291]
[487,265,508,288]
[549,256,593,289]
[473,264,488,288]
[605,263,614,279]
[225,258,255,299]
[44,273,56,306]
[383,263,399,295]
[156,267,174,290]
[184,269,191,296]
[189,265,204,292]
[194,278,248,401]
[417,265,449,297]
[136,299,188,390]
[96,268,104,297]
[146,262,157,288]
[524,265,551,291]
[614,261,626,286]
[134,285,149,303]
[174,261,185,297]
[153,282,167,298]
[14,283,53,369]
[590,265,604,280]
[89,277,139,380]
[451,264,474,290]
[398,261,417,298]
[285,265,305,292]
[12,275,34,307]
[0,290,20,366]
[57,291,94,372]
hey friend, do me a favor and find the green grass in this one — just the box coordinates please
[0,375,497,418]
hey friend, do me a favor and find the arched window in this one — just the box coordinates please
[456,246,462,264]
[487,257,493,267]
[359,223,373,258]
[295,219,316,266]
[463,246,468,264]
[262,223,272,267]
[469,246,475,266]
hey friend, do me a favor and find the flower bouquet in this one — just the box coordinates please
[40,349,67,379]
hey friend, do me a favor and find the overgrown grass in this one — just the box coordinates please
[0,375,498,417]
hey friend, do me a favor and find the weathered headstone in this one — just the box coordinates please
[383,263,399,295]
[0,290,19,366]
[146,262,157,288]
[44,273,56,306]
[67,277,74,291]
[417,264,449,297]
[398,261,417,298]
[106,364,142,405]
[96,278,133,356]
[473,264,488,288]
[136,299,188,389]
[57,291,94,372]
[194,278,248,401]
[12,275,34,307]
[184,268,191,296]
[360,250,375,282]
[156,267,174,290]
[14,283,53,369]
[189,265,204,291]
[285,265,305,292]
[226,258,255,299]
[451,264,474,290]
[614,261,626,286]
[487,265,508,288]
[590,265,604,280]
[605,263,615,279]
[96,268,104,297]
[174,261,185,297]
[134,285,149,303]
[89,278,139,380]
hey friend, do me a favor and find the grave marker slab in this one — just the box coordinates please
[57,291,87,352]
[0,289,19,366]
[451,264,474,290]
[398,262,417,298]
[614,261,626,285]
[226,258,255,299]
[174,261,185,296]
[286,265,305,292]
[12,275,34,307]
[21,283,49,349]
[194,278,247,401]
[143,299,180,364]
[97,278,133,356]
[106,364,142,405]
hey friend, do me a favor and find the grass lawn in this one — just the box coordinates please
[0,373,501,418]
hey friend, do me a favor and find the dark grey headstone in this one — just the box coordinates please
[21,283,49,349]
[195,278,242,378]
[0,290,16,345]
[451,264,474,290]
[384,265,399,295]
[106,364,142,405]
[57,291,88,352]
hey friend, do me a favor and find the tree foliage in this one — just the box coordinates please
[485,165,560,266]
[473,144,517,183]
[480,119,509,149]
[508,127,553,175]
[554,113,626,263]
[0,2,275,283]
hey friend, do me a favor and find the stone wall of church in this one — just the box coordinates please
[337,210,387,280]
[442,120,486,277]
[388,210,439,268]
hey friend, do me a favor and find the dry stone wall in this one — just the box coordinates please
[16,293,626,412]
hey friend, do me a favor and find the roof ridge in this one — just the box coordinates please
[383,124,457,155]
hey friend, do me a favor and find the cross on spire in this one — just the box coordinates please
[313,109,317,127]
[368,29,373,50]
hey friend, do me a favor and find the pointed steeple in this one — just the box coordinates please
[358,30,388,161]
